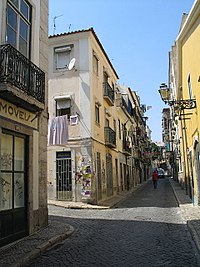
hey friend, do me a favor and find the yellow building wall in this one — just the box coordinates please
[180,9,200,201]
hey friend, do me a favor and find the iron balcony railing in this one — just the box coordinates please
[104,127,116,148]
[0,44,45,103]
[103,82,114,105]
[122,138,132,155]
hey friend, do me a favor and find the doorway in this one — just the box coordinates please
[0,130,28,247]
[106,153,113,197]
[56,151,72,200]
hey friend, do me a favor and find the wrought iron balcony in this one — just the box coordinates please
[0,44,45,109]
[104,127,116,148]
[103,82,114,105]
[122,138,132,155]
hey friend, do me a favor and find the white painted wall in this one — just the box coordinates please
[79,38,91,138]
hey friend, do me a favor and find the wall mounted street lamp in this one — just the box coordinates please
[159,82,196,110]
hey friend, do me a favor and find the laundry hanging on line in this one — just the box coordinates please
[48,115,69,145]
[70,114,79,125]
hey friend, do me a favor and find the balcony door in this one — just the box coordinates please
[0,130,28,247]
[6,0,31,58]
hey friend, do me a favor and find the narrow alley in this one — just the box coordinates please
[26,178,200,267]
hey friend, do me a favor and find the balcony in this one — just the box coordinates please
[122,138,132,155]
[104,127,116,148]
[0,44,45,112]
[103,82,114,106]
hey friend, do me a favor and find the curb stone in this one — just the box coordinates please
[4,225,75,267]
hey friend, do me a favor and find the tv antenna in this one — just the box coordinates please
[53,14,63,35]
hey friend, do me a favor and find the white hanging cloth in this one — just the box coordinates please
[48,115,69,145]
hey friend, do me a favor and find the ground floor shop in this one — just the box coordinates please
[0,99,48,247]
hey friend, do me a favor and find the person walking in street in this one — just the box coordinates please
[152,169,158,189]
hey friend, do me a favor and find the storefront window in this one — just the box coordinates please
[0,133,25,211]
[14,173,24,208]
[15,137,24,171]
[1,134,13,171]
[0,173,12,210]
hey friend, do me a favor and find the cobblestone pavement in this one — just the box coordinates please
[24,178,200,267]
[1,177,200,267]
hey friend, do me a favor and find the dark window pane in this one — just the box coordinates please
[20,0,29,20]
[10,0,19,8]
[19,36,27,56]
[20,18,28,40]
[6,26,17,47]
[57,108,70,117]
[7,5,17,30]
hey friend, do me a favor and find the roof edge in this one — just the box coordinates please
[49,27,119,79]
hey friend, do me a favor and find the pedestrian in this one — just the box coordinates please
[152,169,158,189]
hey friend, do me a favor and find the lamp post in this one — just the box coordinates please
[158,82,196,197]
[159,82,196,110]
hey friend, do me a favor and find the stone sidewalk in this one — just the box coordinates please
[169,178,200,253]
[1,178,200,266]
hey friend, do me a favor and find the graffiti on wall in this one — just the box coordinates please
[75,154,92,199]
[81,164,91,198]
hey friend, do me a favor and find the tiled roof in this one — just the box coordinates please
[49,27,119,79]
[49,28,93,38]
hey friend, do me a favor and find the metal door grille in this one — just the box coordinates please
[56,157,72,200]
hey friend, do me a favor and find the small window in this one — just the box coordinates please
[112,82,115,90]
[113,119,116,132]
[188,74,193,99]
[105,118,109,127]
[93,54,98,76]
[103,71,109,83]
[55,98,71,118]
[95,105,100,124]
[54,46,72,70]
[118,119,121,139]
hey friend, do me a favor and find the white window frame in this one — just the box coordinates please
[54,45,72,70]
[54,95,72,118]
[6,0,31,58]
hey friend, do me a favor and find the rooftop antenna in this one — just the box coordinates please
[53,14,63,35]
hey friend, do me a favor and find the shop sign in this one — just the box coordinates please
[0,98,38,129]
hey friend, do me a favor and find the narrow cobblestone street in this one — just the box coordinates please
[26,178,200,267]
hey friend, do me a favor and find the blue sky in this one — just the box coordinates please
[49,0,195,142]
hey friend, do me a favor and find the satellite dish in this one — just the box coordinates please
[68,58,76,70]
